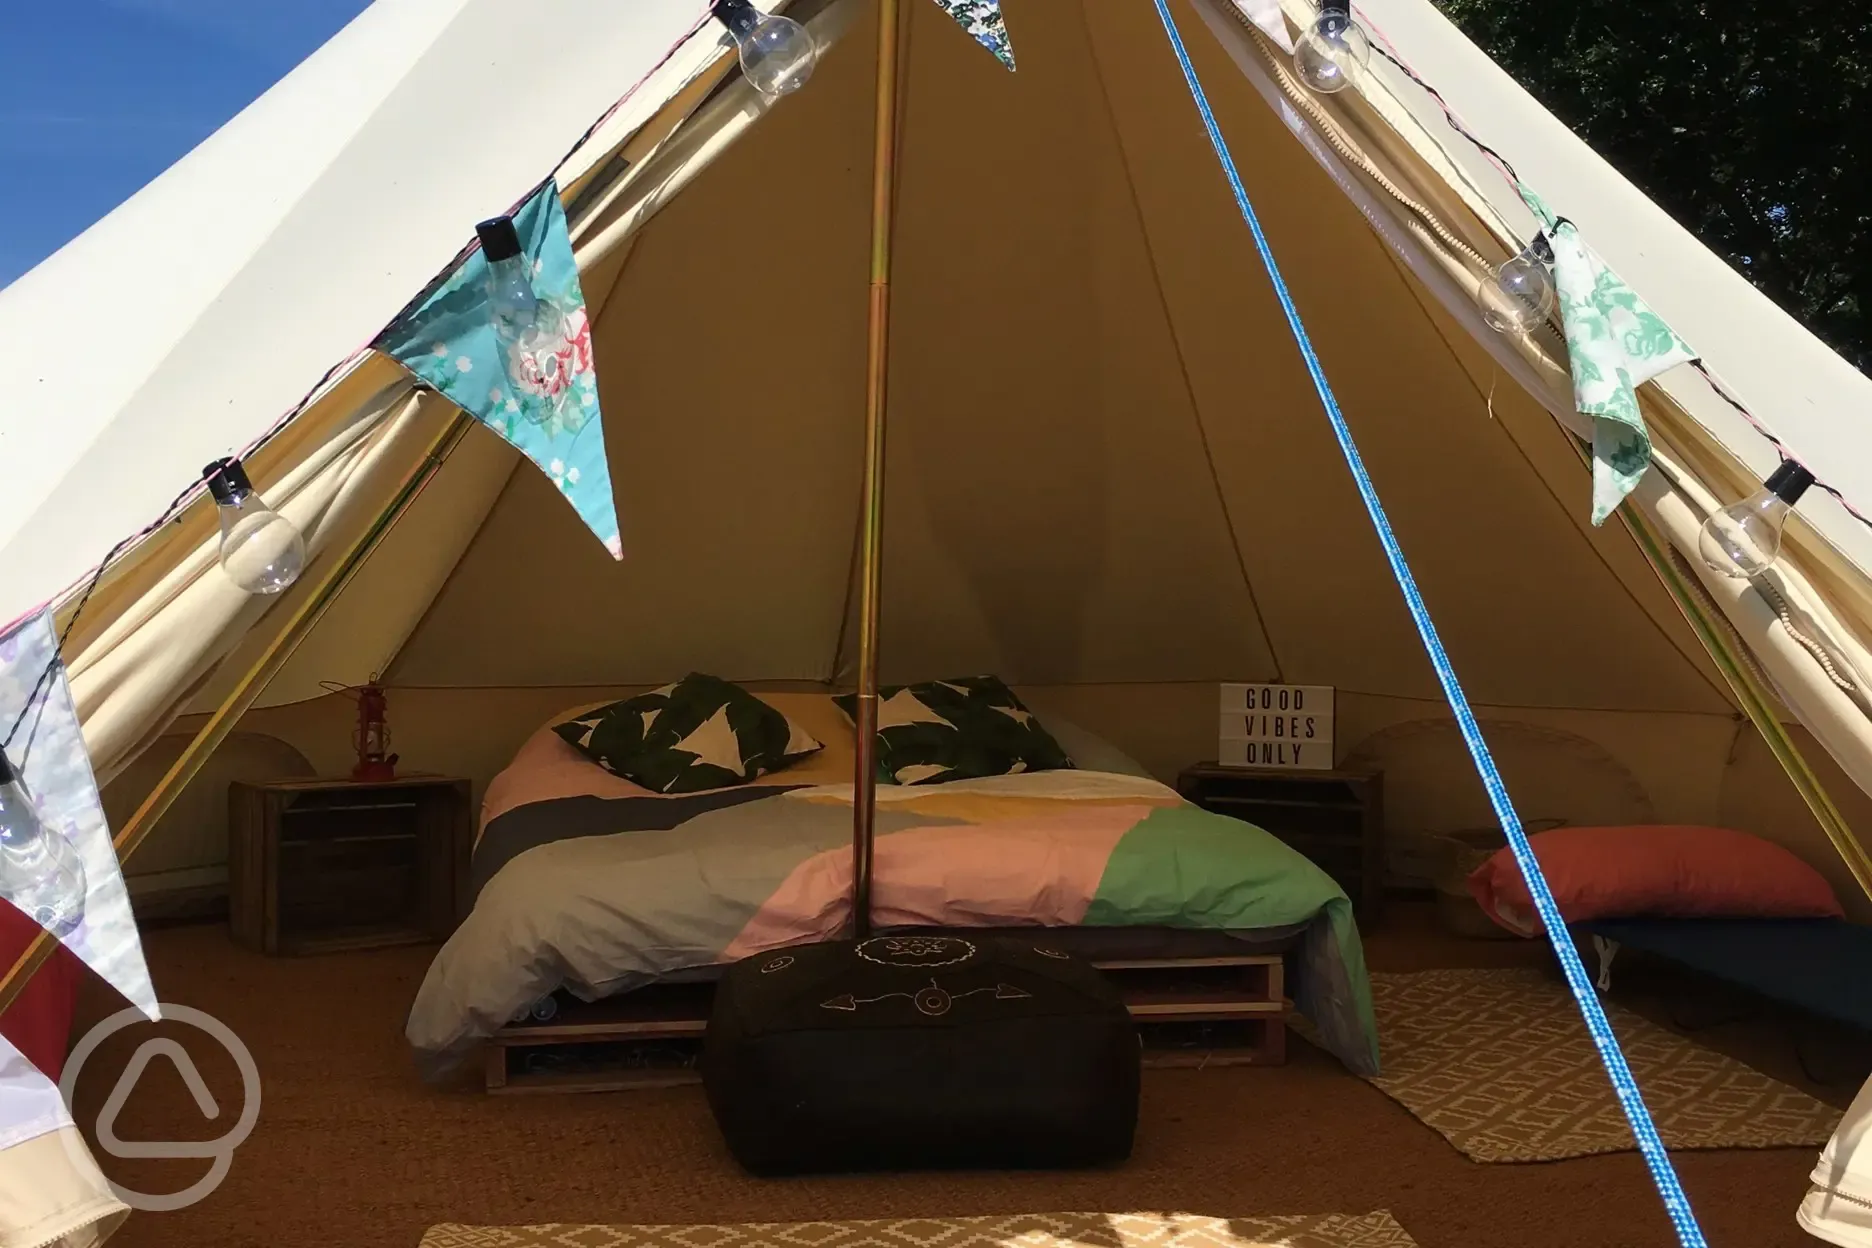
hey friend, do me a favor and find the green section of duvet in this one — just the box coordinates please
[1084,805,1379,1075]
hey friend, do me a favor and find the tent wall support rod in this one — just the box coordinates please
[1576,438,1872,903]
[850,0,904,941]
[0,407,473,1020]
[1227,0,1868,901]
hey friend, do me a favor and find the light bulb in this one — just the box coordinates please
[713,0,818,98]
[1294,3,1371,94]
[1699,461,1814,579]
[476,216,566,428]
[477,216,542,348]
[0,748,86,939]
[1476,233,1557,335]
[203,459,306,596]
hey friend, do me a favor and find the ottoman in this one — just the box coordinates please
[701,933,1140,1175]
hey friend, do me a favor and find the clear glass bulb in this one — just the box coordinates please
[1699,462,1814,579]
[1294,7,1371,94]
[478,217,538,346]
[1476,234,1557,335]
[202,460,306,596]
[477,216,565,428]
[486,253,540,346]
[714,0,818,98]
[0,752,86,939]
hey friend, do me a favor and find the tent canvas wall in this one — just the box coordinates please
[5,0,1872,1236]
[25,0,1865,925]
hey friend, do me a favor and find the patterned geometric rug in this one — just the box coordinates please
[418,1211,1419,1248]
[1366,967,1843,1162]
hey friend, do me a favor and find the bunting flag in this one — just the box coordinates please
[1521,190,1696,525]
[1232,0,1296,54]
[928,0,1016,69]
[377,180,622,559]
[0,613,157,1034]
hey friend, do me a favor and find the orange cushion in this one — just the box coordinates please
[1467,824,1845,936]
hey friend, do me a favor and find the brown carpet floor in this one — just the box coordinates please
[63,902,1862,1248]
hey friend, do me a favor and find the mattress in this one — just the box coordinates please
[404,694,1379,1077]
[1580,916,1872,1030]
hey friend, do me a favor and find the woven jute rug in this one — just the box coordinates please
[418,1211,1419,1248]
[1365,966,1842,1162]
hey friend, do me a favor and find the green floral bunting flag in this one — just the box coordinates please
[928,0,1015,69]
[1519,189,1696,526]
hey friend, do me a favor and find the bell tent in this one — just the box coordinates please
[0,0,1870,1242]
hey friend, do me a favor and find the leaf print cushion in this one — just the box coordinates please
[554,674,823,794]
[833,675,1074,785]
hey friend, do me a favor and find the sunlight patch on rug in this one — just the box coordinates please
[1361,966,1842,1163]
[418,1210,1419,1248]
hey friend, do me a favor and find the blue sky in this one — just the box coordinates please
[0,0,371,288]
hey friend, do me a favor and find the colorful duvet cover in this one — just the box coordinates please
[406,738,1380,1079]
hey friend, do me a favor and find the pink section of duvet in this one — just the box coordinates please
[722,805,1151,960]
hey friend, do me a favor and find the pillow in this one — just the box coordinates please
[1467,824,1845,936]
[833,675,1074,785]
[553,674,823,794]
[1034,714,1155,780]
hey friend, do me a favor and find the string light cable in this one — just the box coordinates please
[1231,0,1866,599]
[1252,0,1872,768]
[1333,0,1871,537]
[0,11,732,766]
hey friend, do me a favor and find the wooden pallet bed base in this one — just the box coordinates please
[484,953,1288,1095]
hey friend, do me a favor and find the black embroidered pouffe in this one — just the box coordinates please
[701,934,1140,1175]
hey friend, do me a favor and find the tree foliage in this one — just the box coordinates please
[1432,0,1870,376]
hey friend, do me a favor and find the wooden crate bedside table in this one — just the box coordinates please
[1176,764,1385,926]
[228,775,472,955]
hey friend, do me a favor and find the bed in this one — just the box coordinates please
[1579,915,1872,1034]
[404,693,1381,1078]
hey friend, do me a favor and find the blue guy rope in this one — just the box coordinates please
[1148,3,1708,1244]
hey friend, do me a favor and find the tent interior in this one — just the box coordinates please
[90,0,1872,919]
[10,0,1872,1244]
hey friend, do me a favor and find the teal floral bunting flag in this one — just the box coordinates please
[928,0,1015,69]
[1519,189,1696,526]
[377,180,621,558]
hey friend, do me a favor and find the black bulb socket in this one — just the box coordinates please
[1764,461,1815,506]
[0,746,15,786]
[712,0,759,38]
[1316,0,1353,28]
[202,458,254,505]
[475,216,524,264]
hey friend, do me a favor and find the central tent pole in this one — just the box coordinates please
[851,0,905,940]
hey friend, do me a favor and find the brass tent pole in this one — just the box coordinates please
[1566,435,1872,902]
[851,0,905,941]
[0,409,471,1019]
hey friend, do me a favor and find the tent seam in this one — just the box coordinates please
[1077,1,1283,684]
[364,678,1745,718]
[1374,243,1737,711]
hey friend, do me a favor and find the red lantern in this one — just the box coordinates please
[324,677,399,782]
